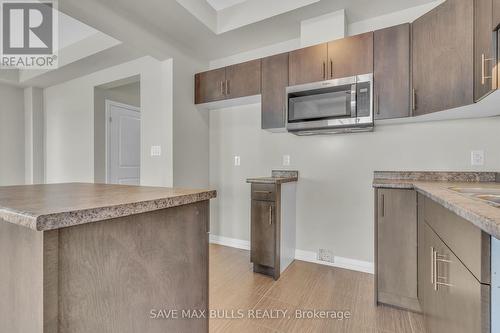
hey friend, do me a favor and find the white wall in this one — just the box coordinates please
[0,83,25,186]
[210,105,500,263]
[172,56,210,188]
[208,1,499,264]
[44,56,174,186]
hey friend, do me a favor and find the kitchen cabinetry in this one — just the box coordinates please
[289,32,374,86]
[248,173,297,280]
[412,0,474,115]
[194,68,226,104]
[194,60,261,104]
[375,188,419,311]
[494,0,500,29]
[289,43,328,86]
[373,24,411,120]
[418,194,491,333]
[261,53,289,130]
[327,32,373,80]
[474,0,497,101]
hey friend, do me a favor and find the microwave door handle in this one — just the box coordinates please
[350,84,357,117]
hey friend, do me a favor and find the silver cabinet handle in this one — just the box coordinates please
[375,94,380,115]
[322,62,326,80]
[481,53,494,85]
[269,205,273,225]
[330,59,333,78]
[226,80,230,95]
[220,81,224,95]
[254,190,272,194]
[412,88,416,112]
[380,194,385,218]
[431,247,435,284]
[432,249,453,290]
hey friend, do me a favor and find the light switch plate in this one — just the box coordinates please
[234,155,241,166]
[151,145,161,157]
[471,150,484,166]
[283,155,291,166]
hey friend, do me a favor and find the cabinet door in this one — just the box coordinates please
[225,59,261,100]
[494,0,500,29]
[374,24,411,120]
[423,222,489,333]
[412,0,473,115]
[328,32,373,79]
[194,68,226,104]
[251,200,276,268]
[376,189,419,311]
[289,43,328,86]
[262,53,289,130]
[474,0,497,101]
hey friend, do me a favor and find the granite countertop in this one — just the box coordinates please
[246,170,299,184]
[373,171,500,240]
[0,183,217,231]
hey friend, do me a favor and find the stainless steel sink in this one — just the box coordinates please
[449,187,500,207]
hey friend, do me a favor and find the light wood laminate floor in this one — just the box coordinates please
[209,244,425,333]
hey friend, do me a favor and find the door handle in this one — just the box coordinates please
[380,194,385,218]
[330,59,333,78]
[269,205,273,225]
[481,53,493,85]
[225,80,230,95]
[412,88,416,112]
[322,62,326,80]
[220,81,224,95]
[375,94,380,115]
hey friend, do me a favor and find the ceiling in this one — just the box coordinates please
[206,0,248,11]
[59,0,438,61]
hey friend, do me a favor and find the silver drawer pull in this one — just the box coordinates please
[254,191,272,194]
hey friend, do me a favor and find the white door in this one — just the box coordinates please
[106,100,141,185]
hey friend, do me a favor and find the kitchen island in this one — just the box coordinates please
[0,183,216,333]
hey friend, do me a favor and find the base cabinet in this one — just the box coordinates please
[418,194,490,333]
[375,188,420,311]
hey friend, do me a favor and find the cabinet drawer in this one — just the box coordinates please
[421,195,490,284]
[251,184,276,201]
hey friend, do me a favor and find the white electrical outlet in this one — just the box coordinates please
[234,155,241,166]
[282,155,291,166]
[471,150,485,166]
[318,249,335,263]
[150,145,161,157]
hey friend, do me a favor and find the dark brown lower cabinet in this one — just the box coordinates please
[375,188,419,311]
[420,222,490,333]
[251,183,280,279]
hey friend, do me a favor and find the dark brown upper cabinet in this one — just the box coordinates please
[474,0,497,101]
[494,0,500,29]
[412,0,474,116]
[328,32,374,79]
[194,60,261,104]
[288,43,328,86]
[261,53,289,130]
[195,68,226,104]
[225,59,261,100]
[374,24,411,120]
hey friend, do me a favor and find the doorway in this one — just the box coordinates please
[106,100,141,185]
[94,76,141,184]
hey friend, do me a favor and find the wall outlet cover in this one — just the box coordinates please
[234,155,241,166]
[150,145,161,157]
[318,249,335,263]
[283,155,291,166]
[471,150,485,166]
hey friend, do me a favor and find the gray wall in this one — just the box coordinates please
[94,81,141,183]
[0,83,25,186]
[209,103,500,263]
[172,56,210,188]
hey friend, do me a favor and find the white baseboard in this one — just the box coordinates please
[209,235,374,275]
[209,234,250,250]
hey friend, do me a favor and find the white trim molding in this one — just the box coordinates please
[209,235,374,274]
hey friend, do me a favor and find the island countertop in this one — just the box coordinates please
[0,183,217,231]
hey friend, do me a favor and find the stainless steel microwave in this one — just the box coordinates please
[286,74,373,135]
